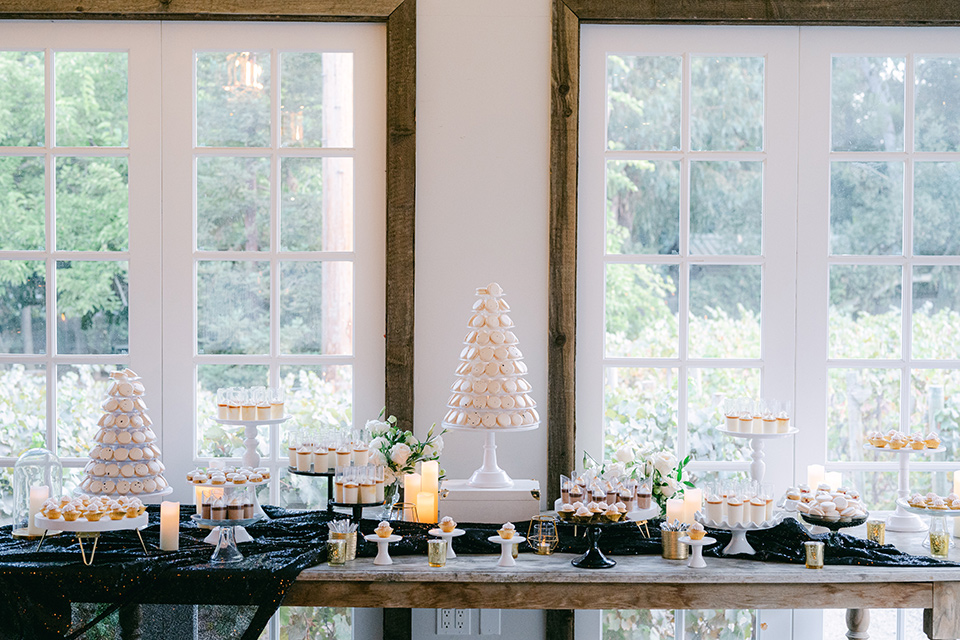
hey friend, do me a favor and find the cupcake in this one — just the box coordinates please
[109,508,125,520]
[910,437,926,450]
[46,507,62,520]
[497,522,516,539]
[375,520,394,538]
[926,432,942,449]
[557,503,575,521]
[62,507,80,522]
[574,505,593,523]
[688,521,706,540]
[439,516,457,533]
[602,505,622,522]
[84,508,103,522]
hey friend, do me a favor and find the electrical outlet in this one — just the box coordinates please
[437,608,470,635]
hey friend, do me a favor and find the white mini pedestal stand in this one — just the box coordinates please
[428,528,466,559]
[865,444,945,532]
[716,426,798,483]
[215,415,290,470]
[678,536,716,569]
[488,535,525,567]
[446,425,537,488]
[364,534,402,565]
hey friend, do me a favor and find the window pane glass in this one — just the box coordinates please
[280,261,353,355]
[280,365,352,436]
[197,260,270,355]
[281,157,354,252]
[690,161,762,255]
[831,56,904,152]
[913,266,960,359]
[57,364,118,458]
[691,56,764,152]
[830,161,903,256]
[827,368,901,461]
[56,156,128,251]
[607,55,681,151]
[55,52,128,148]
[829,265,901,359]
[0,364,46,457]
[687,368,759,462]
[914,162,960,256]
[56,260,128,355]
[197,156,270,252]
[604,367,677,456]
[197,364,268,457]
[0,51,44,146]
[684,609,756,639]
[605,264,679,359]
[0,156,44,250]
[911,369,960,461]
[916,57,960,152]
[606,160,679,256]
[276,607,352,640]
[689,265,761,359]
[603,610,676,639]
[0,260,45,354]
[281,52,353,148]
[197,52,271,148]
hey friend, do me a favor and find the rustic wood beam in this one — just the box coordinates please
[0,0,402,20]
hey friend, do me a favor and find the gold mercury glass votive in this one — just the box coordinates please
[327,538,347,566]
[330,531,357,561]
[866,520,885,545]
[804,541,824,569]
[930,531,951,559]
[661,530,689,560]
[428,539,447,567]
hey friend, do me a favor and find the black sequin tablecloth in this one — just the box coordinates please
[0,507,953,640]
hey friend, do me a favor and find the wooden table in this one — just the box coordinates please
[284,519,960,640]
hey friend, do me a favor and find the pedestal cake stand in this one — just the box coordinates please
[445,425,537,488]
[215,415,290,470]
[716,426,798,483]
[865,444,945,532]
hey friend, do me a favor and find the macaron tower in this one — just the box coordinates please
[442,283,539,430]
[78,369,170,496]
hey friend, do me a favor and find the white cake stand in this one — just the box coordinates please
[896,499,959,549]
[696,511,783,556]
[865,444,945,532]
[488,535,525,567]
[678,535,716,568]
[364,533,402,565]
[428,528,466,558]
[716,426,798,483]
[215,415,290,469]
[445,424,538,488]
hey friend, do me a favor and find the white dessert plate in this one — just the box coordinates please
[864,444,944,454]
[364,534,402,543]
[626,506,661,521]
[215,415,291,426]
[897,499,960,517]
[36,512,148,532]
[445,423,538,433]
[716,426,798,438]
[428,528,466,537]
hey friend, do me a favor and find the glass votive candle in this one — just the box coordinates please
[428,539,447,567]
[327,538,347,565]
[866,520,885,545]
[804,540,824,569]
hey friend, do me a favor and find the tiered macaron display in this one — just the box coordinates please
[442,282,539,430]
[79,369,169,496]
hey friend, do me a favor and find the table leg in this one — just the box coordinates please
[845,608,870,640]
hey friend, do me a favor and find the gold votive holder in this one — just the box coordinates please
[427,539,447,567]
[804,540,824,569]
[330,531,357,561]
[327,538,347,566]
[930,531,951,559]
[866,520,885,545]
[661,530,689,560]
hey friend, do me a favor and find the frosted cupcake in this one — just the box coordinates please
[497,522,516,539]
[375,520,394,538]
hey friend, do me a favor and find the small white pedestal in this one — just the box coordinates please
[488,535,525,567]
[679,536,716,569]
[429,528,466,559]
[364,534,401,565]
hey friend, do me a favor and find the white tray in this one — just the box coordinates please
[444,423,538,433]
[36,512,148,532]
[897,498,960,517]
[215,415,291,426]
[864,444,945,454]
[716,426,798,439]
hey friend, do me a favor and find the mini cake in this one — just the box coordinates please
[375,520,394,538]
[688,522,706,540]
[926,432,941,449]
[439,516,457,533]
[497,522,516,539]
[603,504,622,522]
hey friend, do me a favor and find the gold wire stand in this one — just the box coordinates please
[390,502,419,522]
[634,519,651,537]
[35,528,150,566]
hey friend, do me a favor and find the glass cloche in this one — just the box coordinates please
[13,448,63,538]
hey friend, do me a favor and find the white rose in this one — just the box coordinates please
[383,468,398,485]
[429,436,444,456]
[661,477,681,498]
[605,462,625,479]
[369,436,386,451]
[369,450,387,467]
[405,431,418,446]
[652,452,677,477]
[366,420,391,437]
[389,443,412,466]
[614,447,635,464]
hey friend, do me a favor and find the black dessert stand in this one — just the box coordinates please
[571,524,616,569]
[328,501,385,522]
[287,467,335,512]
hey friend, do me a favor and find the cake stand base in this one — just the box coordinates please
[428,528,466,559]
[488,535,525,567]
[468,467,514,489]
[571,526,616,569]
[365,534,402,565]
[680,536,716,569]
[724,529,756,555]
[886,510,927,533]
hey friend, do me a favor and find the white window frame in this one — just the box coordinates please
[159,22,387,504]
[0,21,163,479]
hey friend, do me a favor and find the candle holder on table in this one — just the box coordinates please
[13,448,63,540]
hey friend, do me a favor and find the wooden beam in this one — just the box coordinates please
[0,0,401,20]
[547,0,580,507]
[383,608,412,640]
[546,610,575,640]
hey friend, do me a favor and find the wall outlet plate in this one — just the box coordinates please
[437,608,470,635]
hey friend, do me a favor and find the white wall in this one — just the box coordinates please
[415,1,550,637]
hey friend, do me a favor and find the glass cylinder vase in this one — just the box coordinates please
[13,448,63,538]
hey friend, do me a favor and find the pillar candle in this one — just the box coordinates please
[416,491,436,524]
[421,461,440,522]
[27,485,49,536]
[683,488,703,524]
[403,473,421,521]
[807,464,825,489]
[666,498,684,523]
[953,471,960,497]
[825,471,842,492]
[160,501,180,551]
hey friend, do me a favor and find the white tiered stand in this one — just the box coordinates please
[445,424,537,488]
[716,425,798,483]
[215,415,290,470]
[865,444,945,532]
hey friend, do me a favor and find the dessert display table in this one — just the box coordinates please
[864,444,946,532]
